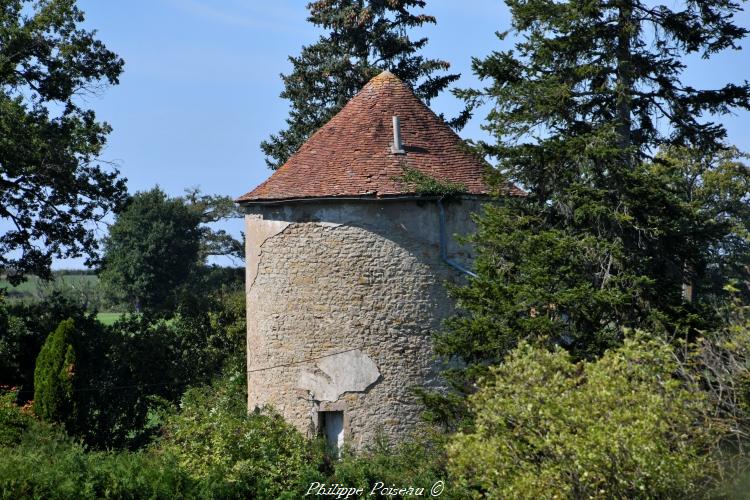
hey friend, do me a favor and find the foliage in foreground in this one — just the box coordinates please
[0,390,33,447]
[2,378,453,499]
[2,280,246,450]
[330,431,450,498]
[156,368,322,499]
[0,393,195,499]
[0,293,94,402]
[447,336,720,499]
[680,293,750,496]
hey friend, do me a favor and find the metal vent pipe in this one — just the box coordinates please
[391,116,405,154]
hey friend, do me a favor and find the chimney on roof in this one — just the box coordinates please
[391,116,405,154]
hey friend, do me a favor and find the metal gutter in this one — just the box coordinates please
[437,198,477,278]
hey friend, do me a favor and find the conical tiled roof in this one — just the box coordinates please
[238,71,520,203]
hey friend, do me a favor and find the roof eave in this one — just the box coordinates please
[235,192,493,207]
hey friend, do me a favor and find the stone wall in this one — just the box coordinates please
[244,198,483,449]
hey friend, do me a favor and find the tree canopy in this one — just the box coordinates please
[0,0,127,284]
[180,187,244,263]
[98,188,202,315]
[260,0,462,169]
[437,0,750,401]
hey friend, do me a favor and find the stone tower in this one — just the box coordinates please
[237,71,520,451]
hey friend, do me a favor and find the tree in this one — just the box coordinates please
[33,318,78,432]
[99,188,201,314]
[447,337,719,498]
[650,147,750,304]
[260,0,462,169]
[436,1,750,394]
[0,0,127,284]
[181,187,244,262]
[0,292,91,402]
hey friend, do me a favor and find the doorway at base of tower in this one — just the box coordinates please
[319,410,345,456]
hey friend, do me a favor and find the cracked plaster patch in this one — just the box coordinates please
[246,219,347,291]
[245,217,291,291]
[297,349,380,402]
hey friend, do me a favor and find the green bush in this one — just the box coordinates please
[33,319,77,432]
[330,431,451,498]
[156,369,321,499]
[688,294,750,496]
[0,383,196,498]
[6,285,247,449]
[1,293,93,402]
[448,336,719,499]
[0,388,34,447]
[0,417,196,499]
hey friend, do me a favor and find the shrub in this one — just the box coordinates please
[448,336,719,499]
[683,293,750,496]
[73,315,178,449]
[330,430,450,498]
[33,319,78,432]
[0,388,34,447]
[156,369,321,499]
[0,417,196,499]
[1,293,92,402]
[1,382,196,498]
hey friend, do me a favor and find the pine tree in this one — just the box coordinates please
[33,318,78,431]
[435,1,750,403]
[260,0,461,169]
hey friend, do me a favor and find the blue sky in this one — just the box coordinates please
[54,0,750,267]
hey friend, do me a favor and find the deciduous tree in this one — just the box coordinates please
[99,188,201,314]
[181,187,243,262]
[448,337,718,498]
[0,0,127,283]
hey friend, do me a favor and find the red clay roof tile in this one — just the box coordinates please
[238,71,522,202]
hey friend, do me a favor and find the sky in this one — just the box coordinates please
[48,0,750,267]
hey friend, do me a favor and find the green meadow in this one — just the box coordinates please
[1,272,123,323]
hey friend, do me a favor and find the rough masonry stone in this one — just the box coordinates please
[243,198,482,450]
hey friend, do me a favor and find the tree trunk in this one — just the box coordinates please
[615,0,634,163]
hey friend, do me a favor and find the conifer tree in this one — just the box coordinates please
[436,1,750,401]
[261,0,461,169]
[33,318,78,432]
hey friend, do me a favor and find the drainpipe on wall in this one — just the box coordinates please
[437,198,477,278]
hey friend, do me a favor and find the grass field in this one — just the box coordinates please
[1,274,99,302]
[96,312,125,325]
[1,273,124,319]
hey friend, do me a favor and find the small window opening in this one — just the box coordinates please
[319,411,344,456]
